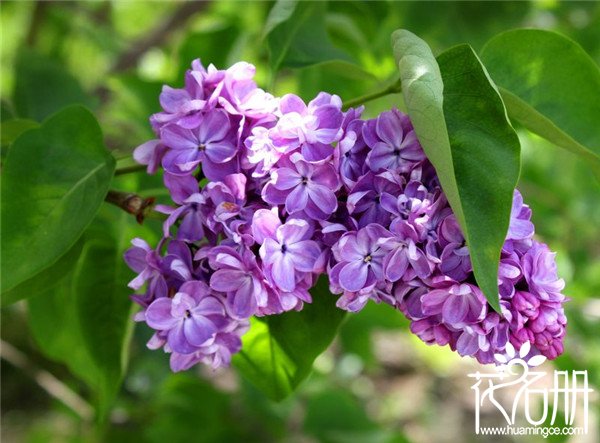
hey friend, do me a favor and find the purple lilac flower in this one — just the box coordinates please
[161,240,198,289]
[244,124,281,177]
[218,62,278,119]
[521,242,565,301]
[382,180,442,238]
[437,215,471,281]
[347,171,403,228]
[329,224,390,293]
[336,108,367,189]
[262,159,340,220]
[145,281,228,354]
[153,85,206,129]
[420,283,487,328]
[270,93,343,162]
[381,220,432,282]
[156,173,206,242]
[128,59,568,372]
[203,174,247,228]
[209,246,268,318]
[124,238,164,292]
[506,190,535,244]
[169,321,249,372]
[363,109,425,173]
[133,140,167,174]
[150,59,225,132]
[257,216,321,292]
[161,109,237,174]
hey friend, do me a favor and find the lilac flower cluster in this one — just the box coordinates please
[126,60,567,371]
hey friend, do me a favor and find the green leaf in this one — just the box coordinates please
[0,119,39,147]
[437,45,521,311]
[0,118,39,161]
[265,0,351,73]
[2,240,83,307]
[28,276,102,395]
[13,49,95,121]
[263,0,298,37]
[391,30,520,312]
[233,278,346,400]
[72,238,134,419]
[28,222,136,420]
[480,29,600,167]
[1,106,115,294]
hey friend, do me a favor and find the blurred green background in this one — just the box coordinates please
[1,1,599,442]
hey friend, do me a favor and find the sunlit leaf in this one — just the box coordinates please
[481,29,600,171]
[391,30,521,312]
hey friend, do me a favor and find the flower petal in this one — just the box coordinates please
[271,254,296,292]
[146,298,179,330]
[184,316,217,347]
[285,185,309,214]
[339,261,368,292]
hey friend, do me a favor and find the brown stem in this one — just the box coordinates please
[105,189,156,224]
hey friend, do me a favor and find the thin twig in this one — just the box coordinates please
[0,340,94,422]
[110,1,210,73]
[105,189,156,224]
[94,1,210,104]
[115,164,148,176]
[342,82,403,111]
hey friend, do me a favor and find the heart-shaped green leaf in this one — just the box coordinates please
[234,278,346,400]
[391,30,521,312]
[1,106,115,294]
[480,29,600,170]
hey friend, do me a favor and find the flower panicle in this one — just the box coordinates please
[125,59,567,371]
